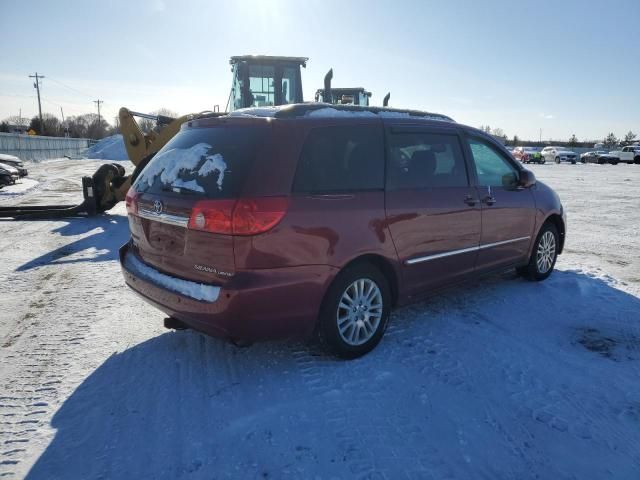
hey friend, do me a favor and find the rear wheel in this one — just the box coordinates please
[634,156,640,165]
[516,222,559,281]
[555,156,561,164]
[319,263,391,358]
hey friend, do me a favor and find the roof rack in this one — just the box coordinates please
[271,103,455,122]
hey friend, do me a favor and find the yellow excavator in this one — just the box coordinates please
[0,55,310,219]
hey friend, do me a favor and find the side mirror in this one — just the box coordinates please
[519,169,536,188]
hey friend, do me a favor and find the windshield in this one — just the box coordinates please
[134,125,267,198]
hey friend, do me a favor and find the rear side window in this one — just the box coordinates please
[386,132,468,189]
[293,125,384,193]
[134,126,266,198]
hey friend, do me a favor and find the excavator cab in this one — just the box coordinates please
[315,87,372,107]
[227,55,307,111]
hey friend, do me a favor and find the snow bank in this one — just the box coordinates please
[0,178,39,196]
[124,252,220,302]
[83,135,129,160]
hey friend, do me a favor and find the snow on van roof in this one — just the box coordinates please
[226,103,454,122]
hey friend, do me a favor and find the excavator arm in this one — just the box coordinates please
[118,107,191,167]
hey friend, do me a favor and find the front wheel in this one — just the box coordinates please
[555,156,561,164]
[319,263,391,358]
[516,222,559,281]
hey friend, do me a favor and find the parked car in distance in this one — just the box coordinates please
[0,162,18,188]
[0,154,28,177]
[541,146,578,164]
[580,150,617,164]
[607,145,640,165]
[121,104,566,358]
[512,146,545,164]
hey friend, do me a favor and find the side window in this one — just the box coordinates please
[468,137,518,188]
[386,132,468,190]
[293,126,384,193]
[281,66,298,104]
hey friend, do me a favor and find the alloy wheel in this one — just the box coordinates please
[536,231,556,274]
[336,278,383,346]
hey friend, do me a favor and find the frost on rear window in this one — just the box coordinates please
[137,143,227,193]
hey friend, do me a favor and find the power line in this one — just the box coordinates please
[46,76,94,100]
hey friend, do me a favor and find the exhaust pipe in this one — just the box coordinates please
[324,68,333,104]
[383,92,391,107]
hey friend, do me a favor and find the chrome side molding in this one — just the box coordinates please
[406,236,531,265]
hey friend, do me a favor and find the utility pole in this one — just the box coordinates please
[93,99,103,125]
[60,106,65,124]
[29,72,45,131]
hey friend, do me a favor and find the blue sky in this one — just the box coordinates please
[1,0,638,141]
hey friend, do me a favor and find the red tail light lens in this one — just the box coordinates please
[188,199,235,234]
[125,187,139,215]
[188,197,289,235]
[232,197,289,235]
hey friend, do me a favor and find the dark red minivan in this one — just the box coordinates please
[121,104,566,358]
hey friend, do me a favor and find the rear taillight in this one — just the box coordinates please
[188,197,289,235]
[188,199,235,234]
[125,187,139,215]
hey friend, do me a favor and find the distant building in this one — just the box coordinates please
[7,124,28,134]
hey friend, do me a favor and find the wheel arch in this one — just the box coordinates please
[543,213,565,254]
[336,254,400,307]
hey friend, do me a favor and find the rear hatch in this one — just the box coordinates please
[127,119,270,285]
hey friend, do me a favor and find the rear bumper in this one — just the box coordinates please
[120,241,337,341]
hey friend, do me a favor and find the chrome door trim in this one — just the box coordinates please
[405,236,530,265]
[137,207,189,228]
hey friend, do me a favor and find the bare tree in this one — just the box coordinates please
[138,108,179,134]
[624,131,637,144]
[3,115,30,127]
[568,134,578,147]
[603,132,618,149]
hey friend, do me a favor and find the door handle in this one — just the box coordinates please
[482,196,496,206]
[463,195,478,206]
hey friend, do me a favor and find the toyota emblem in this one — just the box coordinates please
[153,200,163,214]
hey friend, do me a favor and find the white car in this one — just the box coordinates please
[607,145,640,165]
[541,146,578,164]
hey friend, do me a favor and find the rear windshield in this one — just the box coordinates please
[133,125,267,198]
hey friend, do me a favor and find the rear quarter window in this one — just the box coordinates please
[293,125,384,193]
[134,125,267,198]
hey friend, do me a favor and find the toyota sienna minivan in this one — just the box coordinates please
[121,104,566,358]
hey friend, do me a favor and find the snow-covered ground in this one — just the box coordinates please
[0,160,639,479]
[0,178,39,196]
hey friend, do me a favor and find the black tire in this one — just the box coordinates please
[610,160,619,165]
[634,156,640,165]
[555,156,561,164]
[516,222,559,281]
[539,158,546,164]
[571,160,576,164]
[318,263,391,359]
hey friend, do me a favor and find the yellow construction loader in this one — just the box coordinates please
[0,55,310,219]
